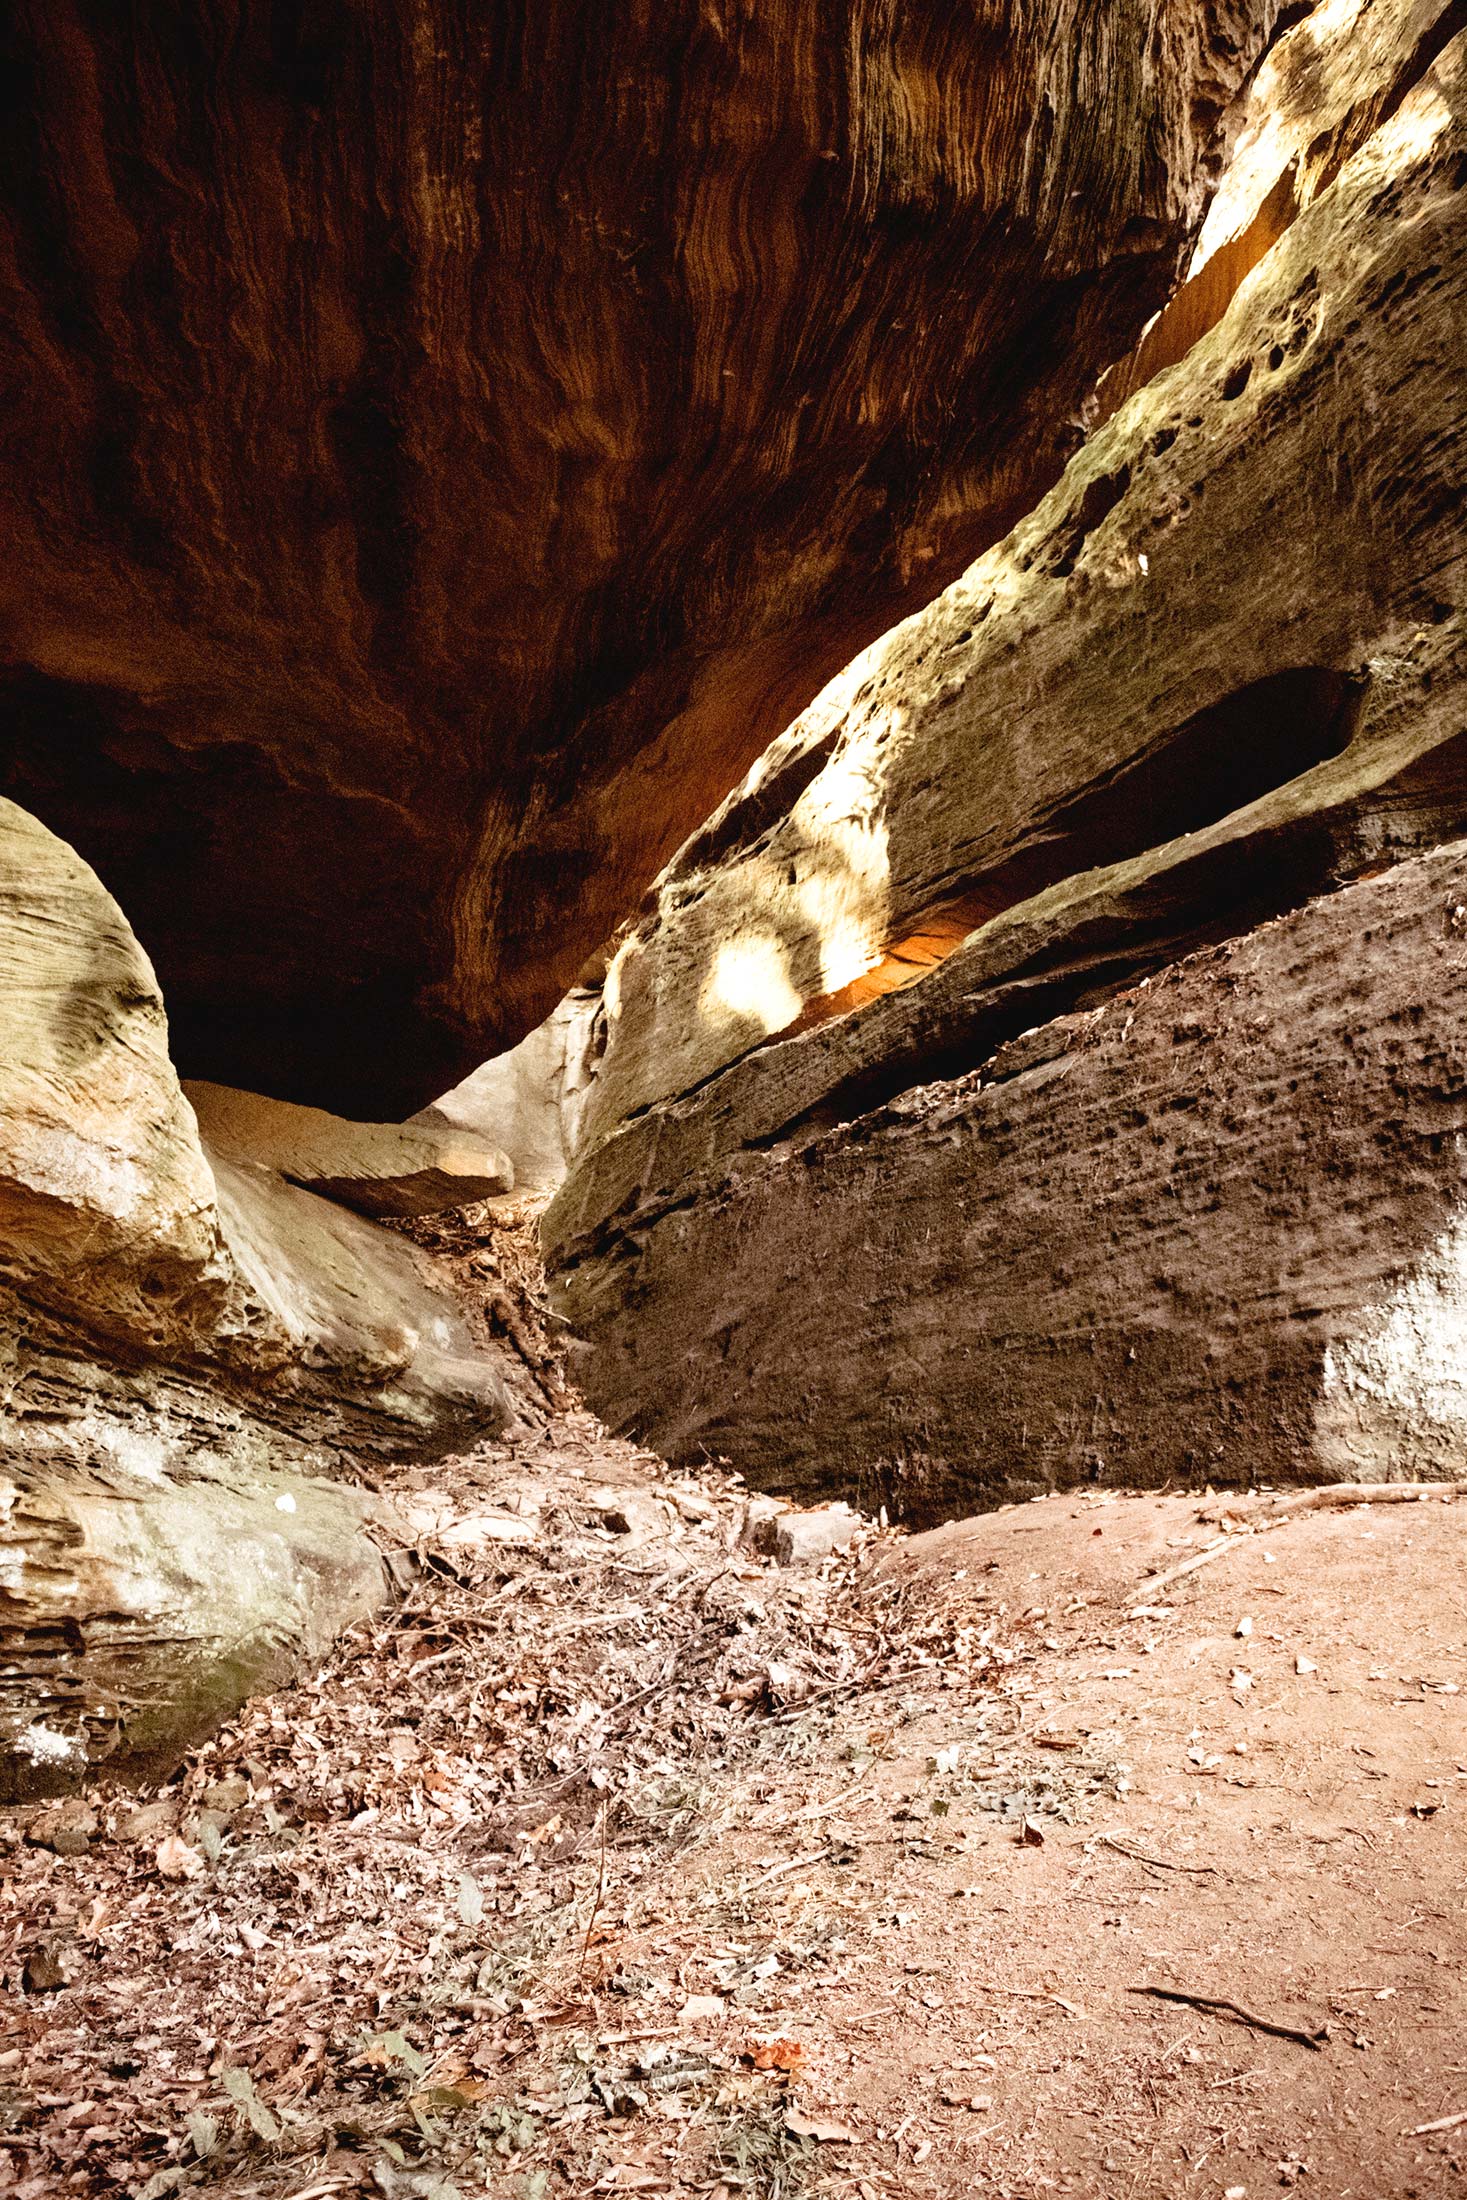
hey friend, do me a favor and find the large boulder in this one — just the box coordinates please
[551,844,1467,1520]
[0,801,510,1794]
[0,1,1281,1114]
[417,986,604,1199]
[0,801,220,1345]
[546,31,1467,1509]
[185,1079,513,1218]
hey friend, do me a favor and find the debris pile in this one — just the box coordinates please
[0,1214,1028,2197]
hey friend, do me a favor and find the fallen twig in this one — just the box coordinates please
[594,2024,684,2048]
[788,1757,885,1825]
[967,1982,1087,2014]
[1138,1481,1467,1596]
[1135,1529,1279,1597]
[577,1802,610,1978]
[742,1845,836,1892]
[1129,1985,1327,2050]
[1096,1834,1219,1875]
[1408,2108,1467,2135]
[1268,1481,1467,1511]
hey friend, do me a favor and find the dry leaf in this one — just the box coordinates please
[409,2075,491,2112]
[749,2035,807,2072]
[154,1834,205,1880]
[786,2106,857,2142]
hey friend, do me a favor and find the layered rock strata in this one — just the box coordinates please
[185,1080,512,1218]
[0,802,509,1795]
[553,845,1467,1520]
[575,19,1467,1145]
[548,32,1467,1508]
[0,1,1281,1113]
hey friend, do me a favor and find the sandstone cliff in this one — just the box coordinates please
[547,19,1467,1508]
[0,0,1280,1113]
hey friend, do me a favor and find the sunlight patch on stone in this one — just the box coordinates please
[700,932,804,1035]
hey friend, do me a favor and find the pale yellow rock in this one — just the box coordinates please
[185,1079,512,1217]
[0,801,510,1794]
[417,985,602,1198]
[0,799,220,1335]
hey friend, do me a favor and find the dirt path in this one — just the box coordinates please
[3,1408,1464,2200]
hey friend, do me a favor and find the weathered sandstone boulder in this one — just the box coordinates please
[0,2,1281,1114]
[0,801,220,1345]
[185,1080,512,1218]
[0,803,510,1794]
[417,987,604,1199]
[547,32,1467,1508]
[553,846,1467,1519]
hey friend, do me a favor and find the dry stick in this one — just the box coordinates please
[1129,1985,1328,2051]
[786,1755,886,1827]
[1267,1480,1467,1511]
[596,2024,684,2048]
[577,1802,610,1979]
[742,1845,836,1893]
[1408,2109,1467,2135]
[1138,1481,1467,1597]
[1135,1529,1281,1599]
[1097,1834,1220,1875]
[967,1982,1079,2006]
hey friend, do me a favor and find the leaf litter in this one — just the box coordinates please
[6,1207,1464,2197]
[0,1207,1045,2200]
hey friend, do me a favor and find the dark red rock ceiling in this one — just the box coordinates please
[0,1,1277,1113]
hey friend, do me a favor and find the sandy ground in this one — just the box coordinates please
[2,1231,1464,2200]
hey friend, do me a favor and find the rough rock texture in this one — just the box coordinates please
[2,1430,389,1798]
[0,1,1281,1114]
[185,1080,512,1218]
[417,988,603,1199]
[0,800,218,1342]
[1096,0,1467,421]
[572,27,1467,1149]
[548,34,1467,1505]
[552,846,1467,1520]
[0,803,509,1794]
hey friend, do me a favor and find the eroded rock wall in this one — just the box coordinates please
[0,801,509,1795]
[571,19,1467,1149]
[0,1,1281,1113]
[548,27,1467,1507]
[554,847,1467,1518]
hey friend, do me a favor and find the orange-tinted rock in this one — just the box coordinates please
[0,1,1277,1113]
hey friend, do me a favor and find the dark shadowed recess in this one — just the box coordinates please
[0,0,1280,1112]
[948,663,1367,923]
[757,663,1368,1062]
[0,666,467,1110]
